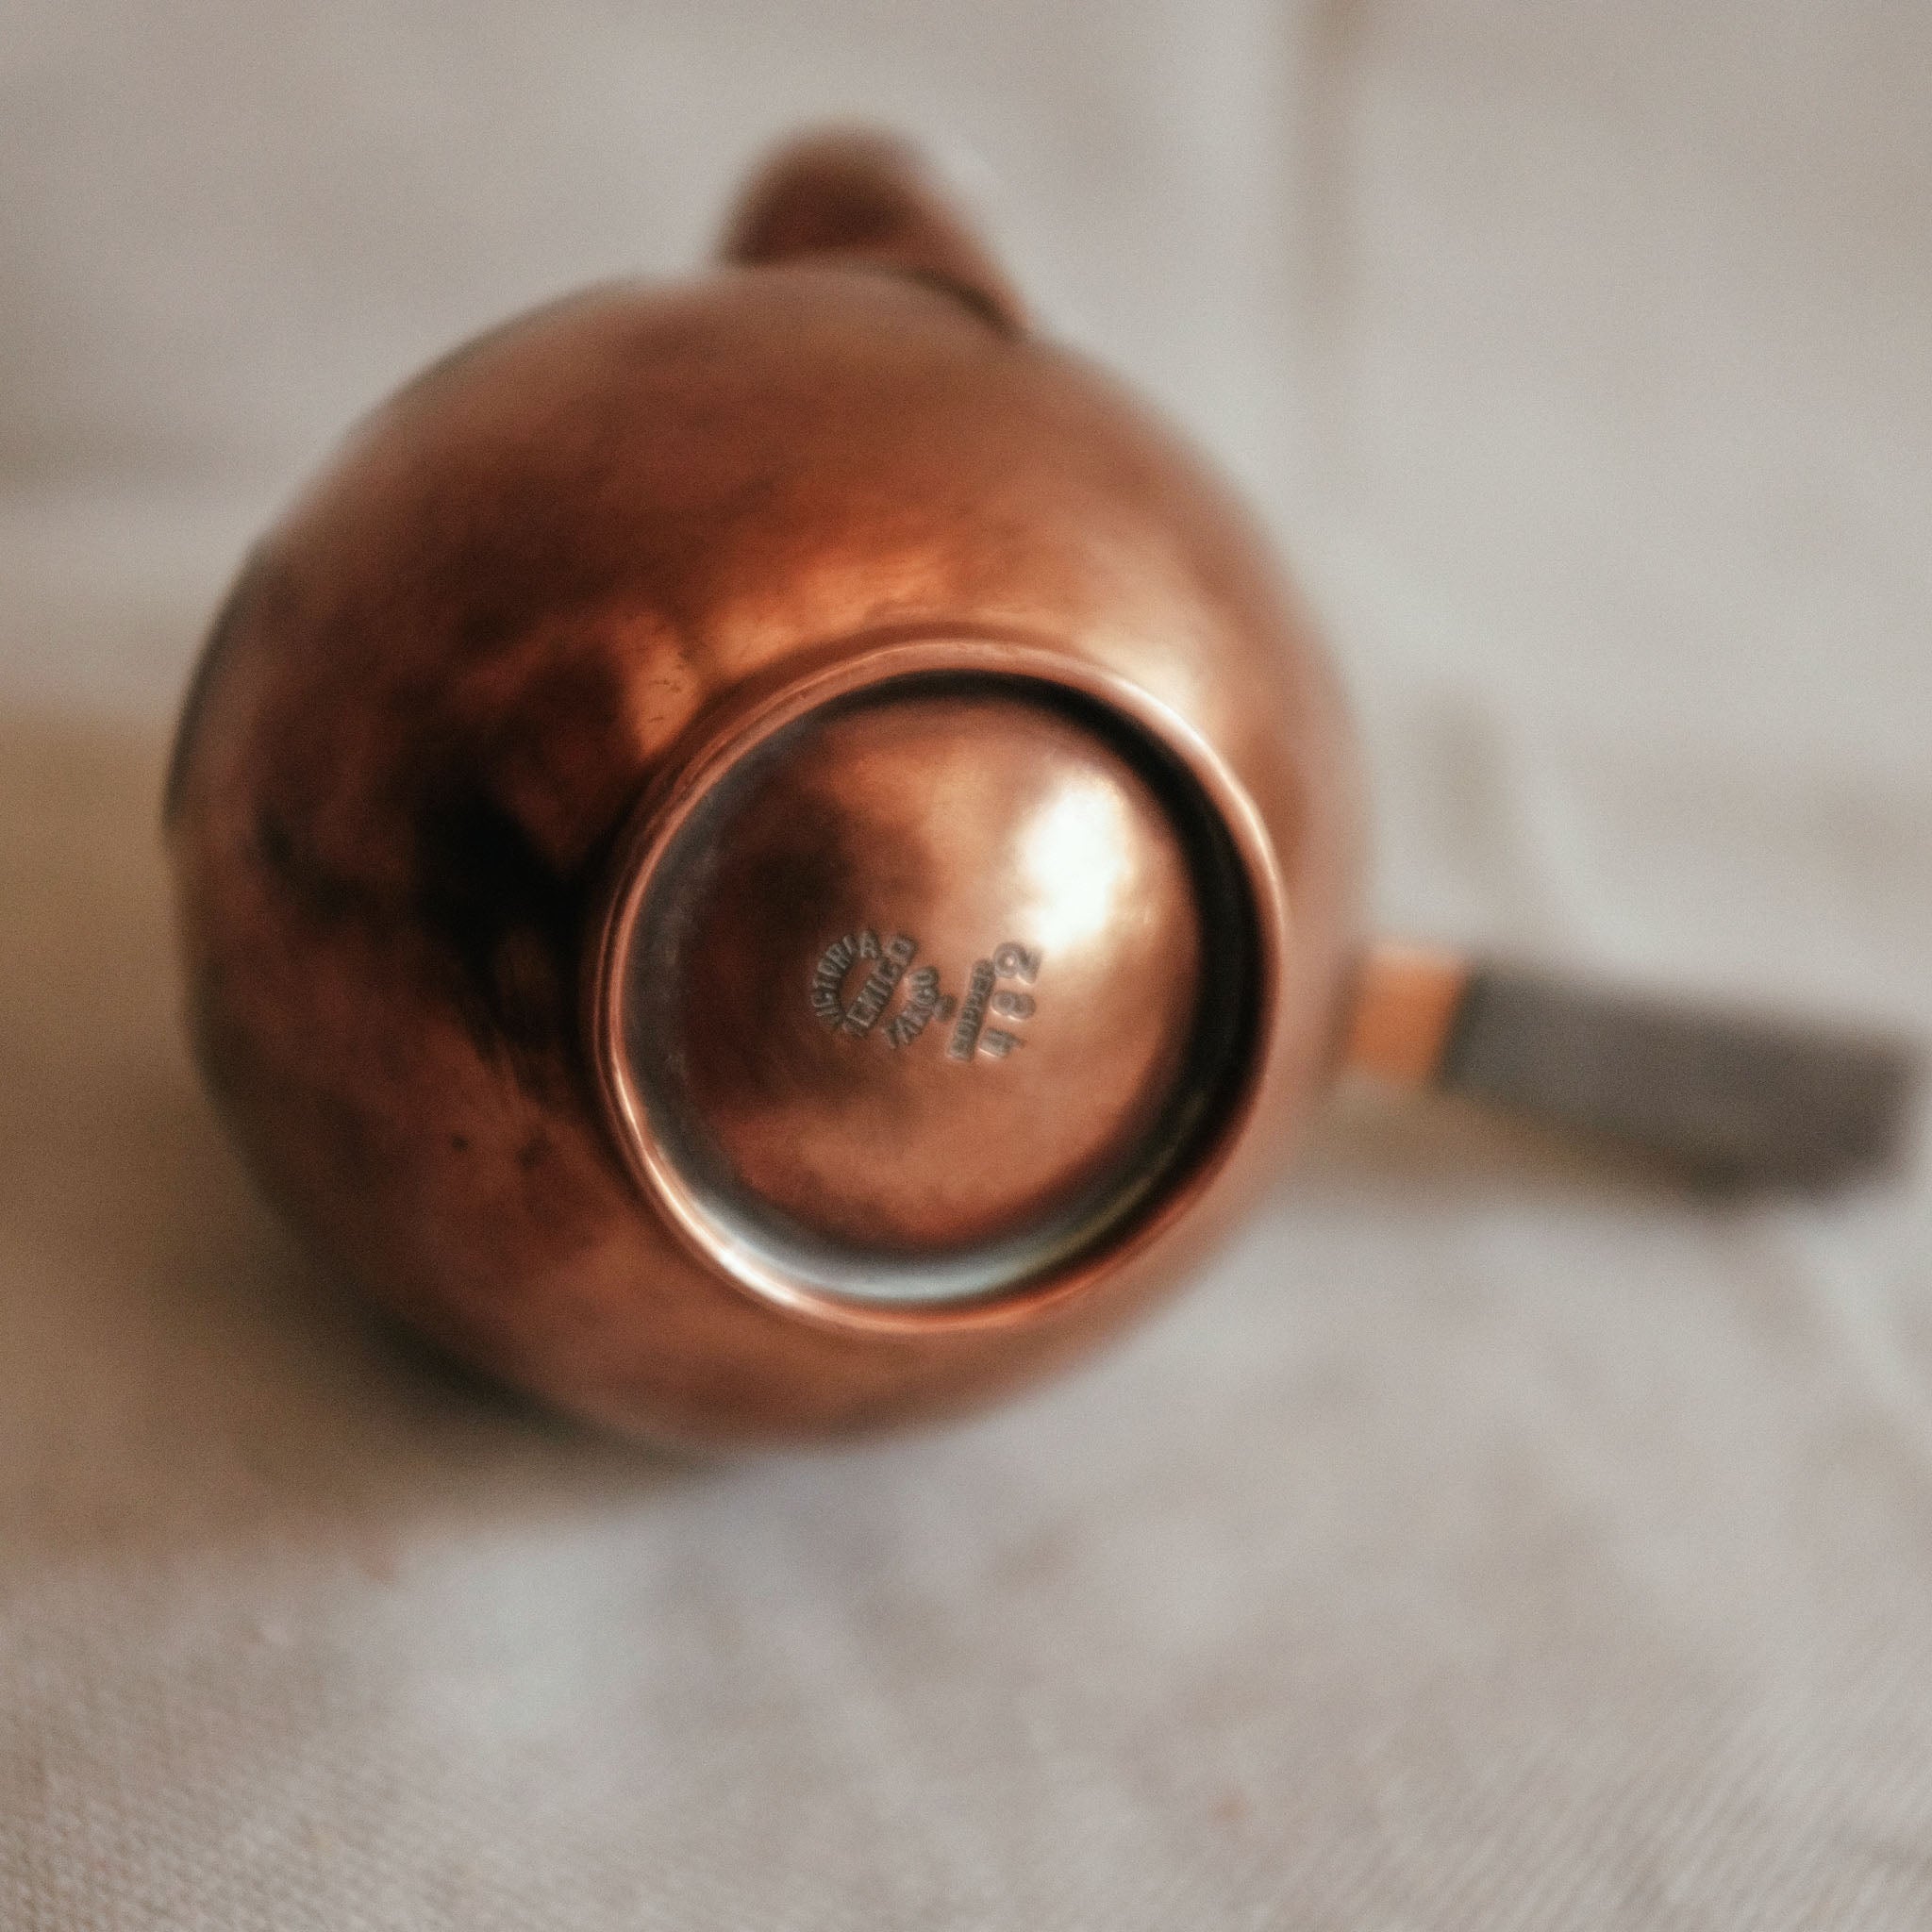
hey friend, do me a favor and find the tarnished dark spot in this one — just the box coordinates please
[411,780,578,1066]
[255,810,383,928]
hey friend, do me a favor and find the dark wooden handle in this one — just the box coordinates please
[1345,941,1920,1191]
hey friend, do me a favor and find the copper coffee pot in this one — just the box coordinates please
[165,132,1915,1446]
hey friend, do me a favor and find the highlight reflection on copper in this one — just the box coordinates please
[1015,772,1142,958]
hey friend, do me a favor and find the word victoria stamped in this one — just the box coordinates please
[810,930,1042,1062]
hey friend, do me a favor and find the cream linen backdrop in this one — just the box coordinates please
[3,4,1931,1927]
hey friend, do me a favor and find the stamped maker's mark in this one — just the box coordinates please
[810,930,1040,1064]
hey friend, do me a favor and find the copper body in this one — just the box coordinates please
[165,134,1365,1444]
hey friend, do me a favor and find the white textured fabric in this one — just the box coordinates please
[4,5,1930,1926]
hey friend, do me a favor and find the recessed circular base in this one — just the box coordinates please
[597,670,1259,1307]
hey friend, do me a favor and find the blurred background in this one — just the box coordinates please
[4,5,1929,1927]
